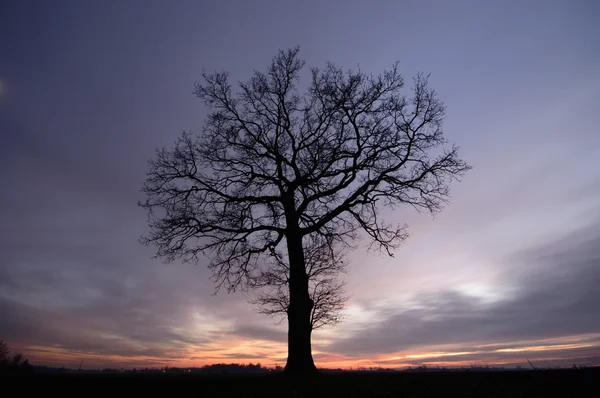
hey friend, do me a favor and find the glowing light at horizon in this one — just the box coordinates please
[14,333,600,370]
[495,342,595,353]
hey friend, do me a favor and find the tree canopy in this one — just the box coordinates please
[140,47,471,372]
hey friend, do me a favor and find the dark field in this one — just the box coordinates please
[6,368,598,397]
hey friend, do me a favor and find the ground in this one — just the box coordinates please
[5,368,598,397]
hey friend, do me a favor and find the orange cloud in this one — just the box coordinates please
[14,333,600,370]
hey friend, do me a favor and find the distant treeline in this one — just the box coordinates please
[0,340,34,375]
[32,362,280,374]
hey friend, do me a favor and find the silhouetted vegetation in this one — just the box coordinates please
[139,47,471,373]
[0,340,33,375]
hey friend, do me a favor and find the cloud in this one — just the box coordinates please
[229,325,287,343]
[326,221,600,358]
[219,352,271,360]
[0,111,260,364]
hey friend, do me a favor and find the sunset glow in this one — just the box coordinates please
[11,333,600,370]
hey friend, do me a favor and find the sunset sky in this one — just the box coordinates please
[1,0,599,370]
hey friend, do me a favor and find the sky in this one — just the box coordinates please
[1,0,599,370]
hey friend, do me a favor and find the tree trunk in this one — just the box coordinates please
[284,227,317,373]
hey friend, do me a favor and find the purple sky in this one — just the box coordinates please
[1,0,599,369]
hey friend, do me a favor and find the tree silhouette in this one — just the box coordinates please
[0,340,32,374]
[250,234,348,331]
[139,47,471,373]
[0,340,9,364]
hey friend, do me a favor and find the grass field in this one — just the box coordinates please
[7,368,598,397]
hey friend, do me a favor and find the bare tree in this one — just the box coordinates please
[139,47,471,373]
[0,340,8,364]
[0,340,31,374]
[250,234,349,331]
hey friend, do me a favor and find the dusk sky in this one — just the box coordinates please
[1,0,599,369]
